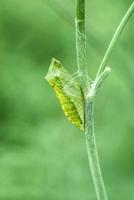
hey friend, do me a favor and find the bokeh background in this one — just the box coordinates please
[0,0,134,199]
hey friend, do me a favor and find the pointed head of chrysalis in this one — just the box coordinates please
[45,58,84,131]
[45,58,70,88]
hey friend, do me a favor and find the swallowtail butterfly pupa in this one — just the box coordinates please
[45,58,84,131]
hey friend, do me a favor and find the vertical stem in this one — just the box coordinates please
[76,0,85,33]
[75,1,108,200]
[76,0,88,88]
[85,99,108,200]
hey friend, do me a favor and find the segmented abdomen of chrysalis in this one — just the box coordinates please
[45,58,84,131]
[54,78,84,130]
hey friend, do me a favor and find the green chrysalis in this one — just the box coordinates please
[45,58,84,131]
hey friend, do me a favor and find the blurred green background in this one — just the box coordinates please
[0,0,134,199]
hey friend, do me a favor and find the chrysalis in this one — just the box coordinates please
[45,58,84,131]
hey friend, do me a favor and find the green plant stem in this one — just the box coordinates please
[96,1,134,78]
[76,0,88,88]
[85,67,111,200]
[88,67,111,98]
[76,1,108,200]
[85,99,108,200]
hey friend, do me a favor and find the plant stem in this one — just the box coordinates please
[76,0,88,88]
[85,99,108,200]
[88,67,111,98]
[85,68,111,200]
[96,1,134,78]
[76,1,108,200]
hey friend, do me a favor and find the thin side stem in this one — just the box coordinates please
[88,67,111,98]
[96,1,134,78]
[76,0,88,88]
[85,100,108,200]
